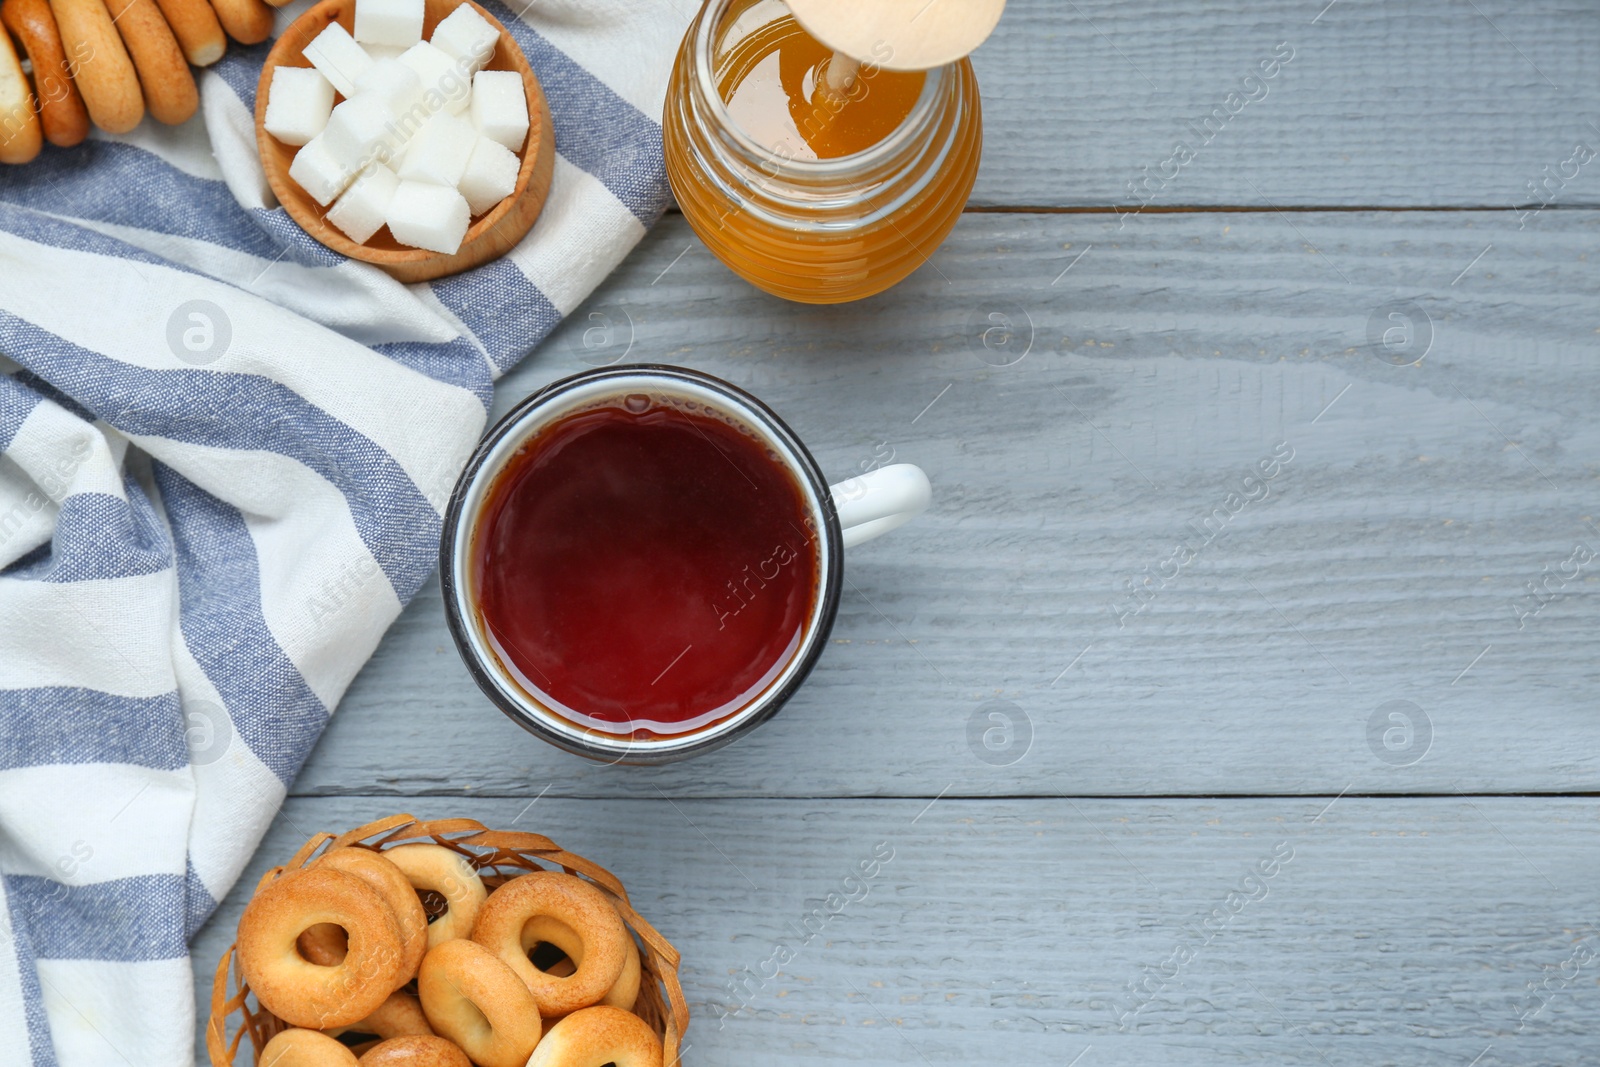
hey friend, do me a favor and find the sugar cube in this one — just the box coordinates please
[288,133,356,206]
[386,180,470,254]
[397,40,471,115]
[302,22,373,98]
[457,135,519,215]
[354,58,424,118]
[354,0,424,49]
[263,66,334,146]
[431,4,499,76]
[396,111,476,187]
[322,94,402,176]
[327,164,401,243]
[470,70,527,152]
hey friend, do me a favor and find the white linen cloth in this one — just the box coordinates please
[0,2,686,1062]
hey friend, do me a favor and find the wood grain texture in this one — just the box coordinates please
[293,209,1600,799]
[191,796,1600,1066]
[965,0,1600,208]
[191,14,1600,1065]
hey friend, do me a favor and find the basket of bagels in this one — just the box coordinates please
[205,814,687,1067]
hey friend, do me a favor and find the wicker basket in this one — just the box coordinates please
[205,814,688,1066]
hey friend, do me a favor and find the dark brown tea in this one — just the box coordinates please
[471,393,822,737]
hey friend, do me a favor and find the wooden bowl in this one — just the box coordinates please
[256,0,555,283]
[204,814,689,1066]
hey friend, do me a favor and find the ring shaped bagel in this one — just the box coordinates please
[259,1028,360,1067]
[150,0,223,65]
[1,0,88,147]
[237,867,406,1029]
[520,914,640,1012]
[313,848,429,981]
[384,844,487,949]
[103,0,197,124]
[472,872,628,1017]
[0,18,40,163]
[417,939,541,1067]
[207,0,272,45]
[47,0,142,133]
[525,1006,663,1067]
[356,1035,472,1067]
[326,990,434,1041]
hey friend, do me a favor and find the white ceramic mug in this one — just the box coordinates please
[440,365,931,763]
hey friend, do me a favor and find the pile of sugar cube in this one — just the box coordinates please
[264,0,531,256]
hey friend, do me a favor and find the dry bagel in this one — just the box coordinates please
[0,16,40,162]
[417,939,541,1067]
[520,913,640,1011]
[471,871,629,1017]
[525,1005,663,1067]
[384,844,487,949]
[259,1028,361,1067]
[312,847,430,982]
[151,0,223,65]
[47,0,142,132]
[357,1035,472,1067]
[236,867,407,1029]
[1,0,88,146]
[326,990,434,1041]
[207,0,272,45]
[104,0,197,125]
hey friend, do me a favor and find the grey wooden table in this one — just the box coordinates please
[193,2,1600,1063]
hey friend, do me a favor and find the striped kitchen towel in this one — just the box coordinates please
[0,1,685,1062]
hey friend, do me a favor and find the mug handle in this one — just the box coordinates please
[828,464,932,549]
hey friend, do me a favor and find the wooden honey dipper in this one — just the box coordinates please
[791,0,1007,95]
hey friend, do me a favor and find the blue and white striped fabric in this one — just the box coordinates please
[0,2,685,1062]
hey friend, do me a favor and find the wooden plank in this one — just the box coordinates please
[966,0,1600,208]
[191,795,1600,1065]
[296,209,1600,798]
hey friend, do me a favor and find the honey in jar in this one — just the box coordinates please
[663,0,983,304]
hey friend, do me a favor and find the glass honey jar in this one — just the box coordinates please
[663,0,983,304]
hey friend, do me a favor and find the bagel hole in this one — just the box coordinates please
[417,889,450,922]
[461,998,491,1033]
[295,923,349,966]
[528,941,577,977]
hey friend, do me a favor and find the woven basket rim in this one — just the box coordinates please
[205,813,688,1066]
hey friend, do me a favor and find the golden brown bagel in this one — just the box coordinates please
[357,1035,472,1067]
[0,17,41,161]
[259,1028,361,1067]
[313,848,429,982]
[384,844,487,949]
[471,871,628,1017]
[520,913,640,1011]
[151,0,223,65]
[207,0,271,45]
[236,867,407,1030]
[2,0,88,146]
[417,939,541,1067]
[525,1006,663,1067]
[104,0,196,124]
[47,0,142,132]
[326,991,434,1041]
